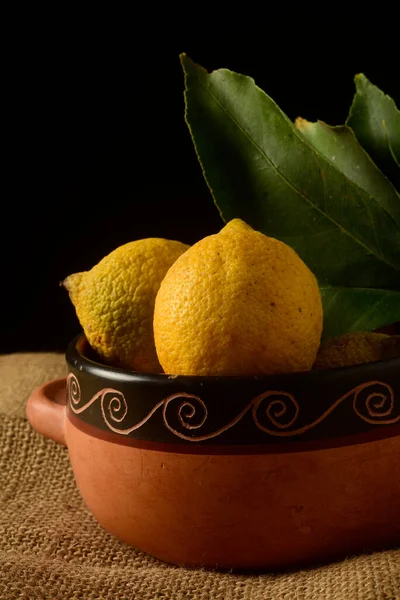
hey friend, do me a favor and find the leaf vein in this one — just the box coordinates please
[350,293,390,331]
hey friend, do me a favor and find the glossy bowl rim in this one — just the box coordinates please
[66,332,400,385]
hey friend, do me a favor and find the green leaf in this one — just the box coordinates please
[181,55,400,285]
[181,55,400,338]
[295,119,400,229]
[321,286,400,340]
[346,73,400,188]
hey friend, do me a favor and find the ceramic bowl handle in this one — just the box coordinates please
[26,378,67,446]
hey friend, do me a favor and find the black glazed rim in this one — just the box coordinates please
[64,333,400,454]
[66,333,400,385]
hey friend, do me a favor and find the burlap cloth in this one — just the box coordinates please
[0,353,399,600]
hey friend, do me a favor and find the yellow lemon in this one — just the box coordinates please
[63,238,189,372]
[154,219,323,376]
[313,332,400,370]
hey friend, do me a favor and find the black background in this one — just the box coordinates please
[2,19,398,354]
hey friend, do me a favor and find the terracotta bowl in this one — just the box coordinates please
[27,333,400,571]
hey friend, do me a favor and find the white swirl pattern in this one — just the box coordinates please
[66,374,399,441]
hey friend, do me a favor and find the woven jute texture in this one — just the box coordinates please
[0,352,66,418]
[0,353,399,599]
